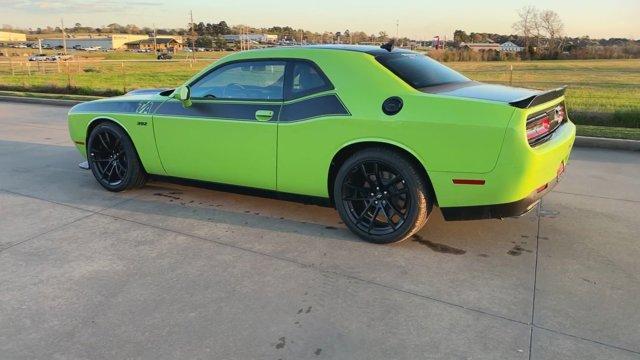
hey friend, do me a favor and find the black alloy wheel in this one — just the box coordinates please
[87,122,147,192]
[341,161,410,236]
[334,148,432,244]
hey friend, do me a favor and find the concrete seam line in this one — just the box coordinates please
[96,211,529,327]
[532,324,640,355]
[94,191,151,213]
[528,202,543,360]
[0,188,98,214]
[0,188,150,216]
[0,213,96,255]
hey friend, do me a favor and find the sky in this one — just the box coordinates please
[1,0,638,40]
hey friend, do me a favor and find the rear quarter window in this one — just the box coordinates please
[377,53,470,89]
[286,61,334,100]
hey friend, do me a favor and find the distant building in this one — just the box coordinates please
[125,37,183,51]
[223,34,278,43]
[0,31,27,42]
[41,34,149,50]
[157,35,184,44]
[500,41,524,52]
[460,42,501,51]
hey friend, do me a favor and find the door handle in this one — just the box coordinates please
[255,110,274,122]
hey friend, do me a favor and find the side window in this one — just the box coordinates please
[288,61,332,99]
[190,61,286,100]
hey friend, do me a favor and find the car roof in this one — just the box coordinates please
[235,44,414,58]
[301,44,414,56]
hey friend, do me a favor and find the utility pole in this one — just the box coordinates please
[396,19,399,38]
[189,10,196,59]
[153,24,157,53]
[38,38,42,54]
[61,18,67,54]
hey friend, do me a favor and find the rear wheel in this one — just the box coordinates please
[87,122,147,192]
[334,148,433,244]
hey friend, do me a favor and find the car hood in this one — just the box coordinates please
[422,81,541,104]
[125,88,173,96]
[68,91,170,115]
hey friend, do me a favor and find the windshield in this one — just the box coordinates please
[376,52,470,89]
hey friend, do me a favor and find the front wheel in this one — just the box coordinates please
[334,148,433,244]
[87,122,147,192]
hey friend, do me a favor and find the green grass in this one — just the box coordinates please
[0,54,638,130]
[448,60,640,128]
[0,59,213,95]
[576,125,640,140]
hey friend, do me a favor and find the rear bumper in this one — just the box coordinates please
[440,170,560,221]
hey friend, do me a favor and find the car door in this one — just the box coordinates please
[153,60,285,190]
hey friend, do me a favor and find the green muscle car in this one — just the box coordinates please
[68,44,575,244]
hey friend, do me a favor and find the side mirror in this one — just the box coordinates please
[173,86,192,108]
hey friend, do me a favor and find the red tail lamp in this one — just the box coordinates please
[527,115,551,141]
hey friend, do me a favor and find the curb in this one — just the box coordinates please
[1,95,639,152]
[574,136,640,152]
[0,95,84,107]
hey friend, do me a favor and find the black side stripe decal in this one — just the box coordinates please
[157,101,281,121]
[70,100,163,115]
[279,94,350,122]
[70,94,350,122]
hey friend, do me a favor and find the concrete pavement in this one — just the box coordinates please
[1,102,639,359]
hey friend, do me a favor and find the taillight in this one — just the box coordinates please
[527,116,551,141]
[526,103,566,146]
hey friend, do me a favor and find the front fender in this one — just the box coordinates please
[67,101,167,175]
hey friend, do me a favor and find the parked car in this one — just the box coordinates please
[157,53,173,60]
[28,54,49,61]
[47,53,72,61]
[67,44,576,244]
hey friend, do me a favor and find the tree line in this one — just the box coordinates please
[448,6,639,61]
[4,10,638,61]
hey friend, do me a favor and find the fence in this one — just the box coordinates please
[0,58,219,95]
[1,57,522,96]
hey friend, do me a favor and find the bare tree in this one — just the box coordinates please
[513,6,539,56]
[539,10,564,52]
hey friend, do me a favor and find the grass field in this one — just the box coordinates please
[448,60,640,128]
[0,52,638,129]
[576,125,640,140]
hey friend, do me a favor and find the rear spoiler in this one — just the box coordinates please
[509,86,567,109]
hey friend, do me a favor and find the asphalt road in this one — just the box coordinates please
[1,101,639,360]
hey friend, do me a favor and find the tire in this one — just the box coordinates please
[87,122,147,192]
[334,148,433,244]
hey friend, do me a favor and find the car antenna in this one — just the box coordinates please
[380,39,396,52]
